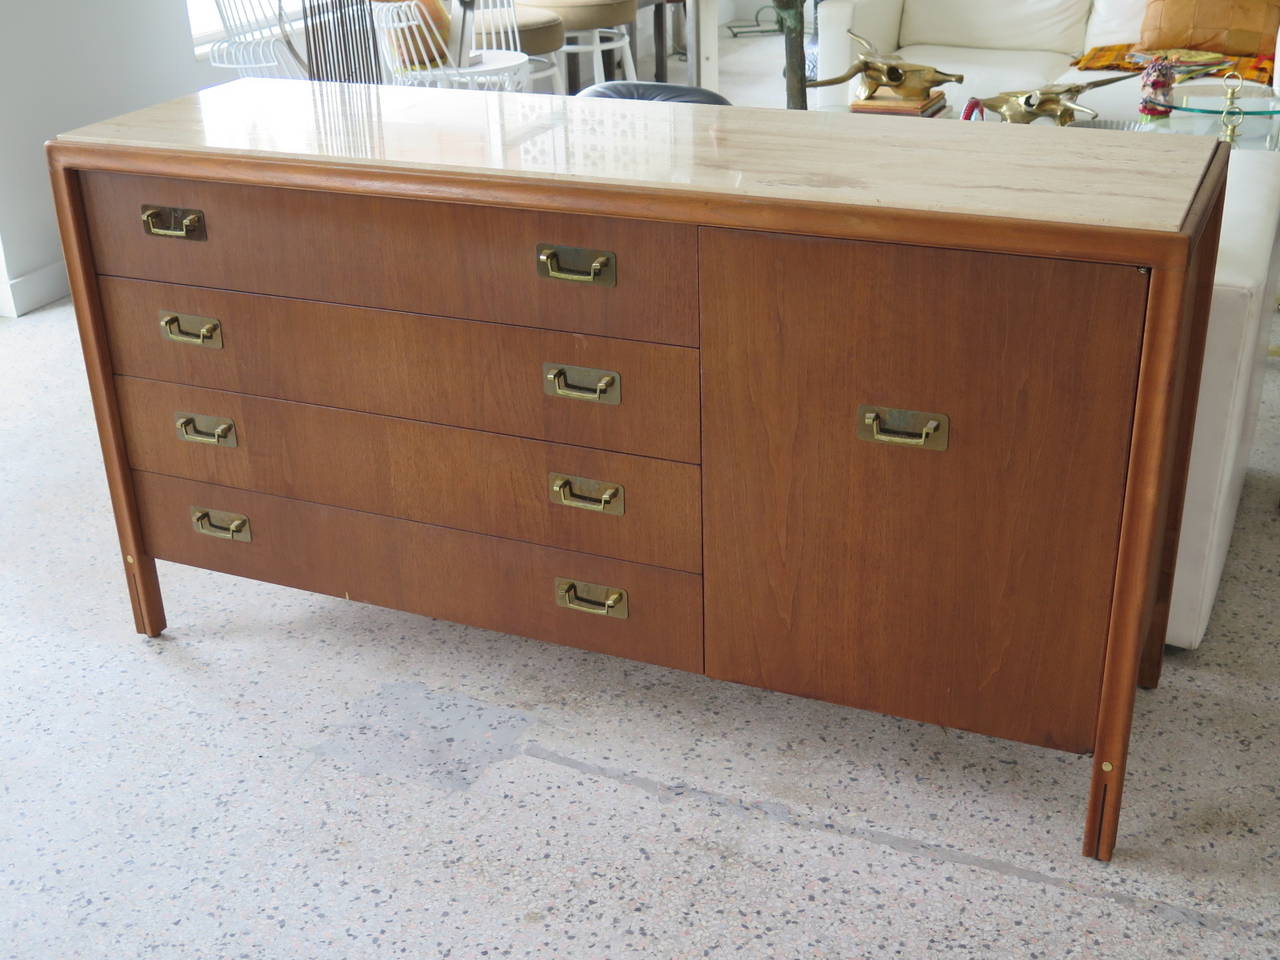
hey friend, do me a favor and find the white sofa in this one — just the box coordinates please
[815,0,1280,649]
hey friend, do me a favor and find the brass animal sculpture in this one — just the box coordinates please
[807,31,963,101]
[966,73,1138,125]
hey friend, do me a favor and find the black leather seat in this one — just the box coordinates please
[576,81,732,105]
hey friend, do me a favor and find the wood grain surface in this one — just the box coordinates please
[99,277,701,463]
[700,228,1150,752]
[48,164,166,636]
[116,377,702,573]
[82,171,699,347]
[134,471,703,672]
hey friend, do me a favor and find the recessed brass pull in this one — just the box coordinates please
[141,205,206,240]
[857,406,949,452]
[175,412,237,447]
[549,473,624,515]
[542,363,621,404]
[191,507,251,542]
[160,311,222,348]
[555,578,628,618]
[536,244,616,286]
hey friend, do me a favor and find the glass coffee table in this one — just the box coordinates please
[1145,77,1280,149]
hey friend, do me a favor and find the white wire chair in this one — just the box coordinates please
[371,0,531,91]
[209,0,310,78]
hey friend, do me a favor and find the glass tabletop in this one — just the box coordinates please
[1158,95,1280,115]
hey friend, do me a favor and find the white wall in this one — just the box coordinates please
[0,1,224,317]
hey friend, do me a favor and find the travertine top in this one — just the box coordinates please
[60,78,1220,233]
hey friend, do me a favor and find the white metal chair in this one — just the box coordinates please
[371,0,532,91]
[209,0,310,78]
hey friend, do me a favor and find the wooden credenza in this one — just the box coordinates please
[50,79,1227,860]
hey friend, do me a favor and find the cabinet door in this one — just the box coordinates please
[701,229,1148,752]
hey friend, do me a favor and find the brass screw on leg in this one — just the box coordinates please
[1101,761,1114,772]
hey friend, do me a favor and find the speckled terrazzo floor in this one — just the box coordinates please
[1,300,1277,959]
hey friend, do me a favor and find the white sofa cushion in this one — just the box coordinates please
[895,45,1075,107]
[900,0,1092,56]
[1084,0,1148,47]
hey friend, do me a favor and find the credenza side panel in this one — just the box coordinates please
[700,228,1149,752]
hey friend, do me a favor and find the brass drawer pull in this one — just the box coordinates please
[191,507,251,542]
[175,412,237,447]
[160,311,222,348]
[555,578,628,618]
[536,244,617,286]
[141,205,206,240]
[543,363,621,404]
[550,473,624,515]
[857,406,949,452]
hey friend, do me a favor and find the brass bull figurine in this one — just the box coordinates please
[807,31,963,101]
[965,74,1137,125]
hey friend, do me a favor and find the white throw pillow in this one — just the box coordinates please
[1084,0,1147,48]
[900,0,1093,56]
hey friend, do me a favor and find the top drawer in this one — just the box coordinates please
[80,172,699,347]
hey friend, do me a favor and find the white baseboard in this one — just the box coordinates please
[0,259,70,318]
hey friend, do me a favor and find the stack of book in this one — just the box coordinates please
[849,90,947,117]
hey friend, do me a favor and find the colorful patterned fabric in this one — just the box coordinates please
[1072,43,1274,83]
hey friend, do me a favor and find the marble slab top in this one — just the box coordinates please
[59,78,1221,234]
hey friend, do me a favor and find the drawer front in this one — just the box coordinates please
[701,229,1149,753]
[134,472,703,672]
[117,377,702,573]
[100,277,701,464]
[83,172,698,347]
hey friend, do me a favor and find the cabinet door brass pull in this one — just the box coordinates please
[550,474,624,515]
[555,578,628,618]
[175,413,237,447]
[543,363,620,404]
[536,244,616,286]
[866,411,938,446]
[141,206,206,240]
[160,312,222,348]
[191,507,251,542]
[856,406,950,452]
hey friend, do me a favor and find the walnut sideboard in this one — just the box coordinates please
[50,79,1227,860]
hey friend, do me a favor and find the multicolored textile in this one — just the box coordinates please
[1072,43,1274,83]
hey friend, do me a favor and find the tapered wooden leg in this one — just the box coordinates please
[1083,159,1226,860]
[124,554,167,638]
[49,157,167,639]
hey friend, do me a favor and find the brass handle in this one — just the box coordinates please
[550,475,623,514]
[161,314,221,345]
[557,579,628,618]
[142,207,204,238]
[545,367,617,402]
[539,249,611,283]
[864,411,940,447]
[191,508,251,541]
[176,415,235,446]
